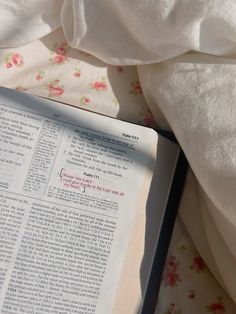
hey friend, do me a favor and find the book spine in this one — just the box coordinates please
[141,149,188,314]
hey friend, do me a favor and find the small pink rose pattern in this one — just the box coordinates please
[138,105,156,127]
[46,80,64,97]
[79,96,90,106]
[130,80,143,95]
[191,256,206,273]
[164,303,182,314]
[4,52,24,68]
[140,107,156,127]
[35,69,45,81]
[206,297,225,314]
[90,77,108,91]
[74,67,81,78]
[50,42,69,64]
[163,256,182,287]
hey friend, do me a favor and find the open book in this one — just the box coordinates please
[0,87,187,314]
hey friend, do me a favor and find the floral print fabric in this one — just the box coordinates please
[0,28,154,128]
[155,218,236,313]
[0,27,235,313]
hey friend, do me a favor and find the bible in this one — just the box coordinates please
[0,86,187,314]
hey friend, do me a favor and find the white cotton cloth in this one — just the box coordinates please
[0,0,62,47]
[61,0,236,64]
[138,54,236,301]
[2,0,236,63]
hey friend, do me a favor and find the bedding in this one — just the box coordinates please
[0,27,235,313]
[0,1,236,313]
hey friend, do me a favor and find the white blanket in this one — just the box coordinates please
[0,0,236,304]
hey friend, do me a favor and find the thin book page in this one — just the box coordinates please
[0,87,157,314]
[112,137,179,314]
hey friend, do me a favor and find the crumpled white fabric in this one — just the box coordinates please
[2,0,236,62]
[0,0,236,304]
[138,54,236,301]
[60,0,236,64]
[0,0,62,47]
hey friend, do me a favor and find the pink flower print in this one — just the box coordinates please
[143,115,156,127]
[55,42,69,56]
[191,256,205,273]
[35,69,45,81]
[74,67,81,78]
[207,297,225,314]
[166,256,178,272]
[50,42,69,65]
[79,96,90,106]
[130,80,143,95]
[6,63,12,68]
[92,81,107,90]
[91,78,107,91]
[4,52,24,68]
[188,289,196,299]
[48,85,64,97]
[164,271,182,287]
[163,256,181,287]
[141,107,156,127]
[139,106,156,127]
[164,303,182,314]
[35,75,42,81]
[52,54,67,64]
[11,53,24,67]
[47,80,64,97]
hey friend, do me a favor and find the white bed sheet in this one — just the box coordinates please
[0,27,235,314]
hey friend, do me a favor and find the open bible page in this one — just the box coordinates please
[0,87,158,314]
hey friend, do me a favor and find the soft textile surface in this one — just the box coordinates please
[60,0,236,64]
[0,0,236,311]
[0,27,235,313]
[138,54,236,303]
[0,0,62,47]
[3,0,236,64]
